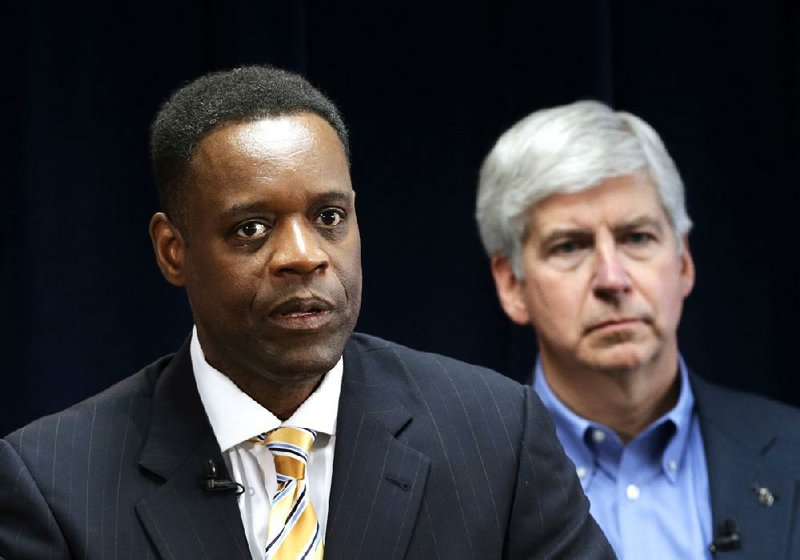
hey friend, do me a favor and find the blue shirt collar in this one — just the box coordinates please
[533,355,696,487]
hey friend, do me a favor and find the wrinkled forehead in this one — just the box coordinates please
[525,172,670,234]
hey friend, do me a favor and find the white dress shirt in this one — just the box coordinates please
[190,327,341,560]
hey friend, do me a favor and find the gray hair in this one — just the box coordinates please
[476,100,692,278]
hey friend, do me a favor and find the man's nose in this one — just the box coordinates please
[268,218,328,276]
[592,245,631,299]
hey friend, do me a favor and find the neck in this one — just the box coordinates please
[193,327,329,420]
[540,349,681,443]
[233,373,324,420]
[204,357,324,420]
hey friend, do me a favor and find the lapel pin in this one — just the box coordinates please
[751,483,775,507]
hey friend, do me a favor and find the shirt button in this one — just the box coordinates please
[626,484,641,501]
[668,459,678,471]
[591,429,606,443]
[576,466,588,479]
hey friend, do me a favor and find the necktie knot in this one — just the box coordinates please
[251,426,316,481]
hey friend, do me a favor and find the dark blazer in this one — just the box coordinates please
[691,374,800,559]
[0,333,613,559]
[524,365,800,559]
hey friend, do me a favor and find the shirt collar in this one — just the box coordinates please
[533,355,696,486]
[658,355,696,482]
[190,326,342,453]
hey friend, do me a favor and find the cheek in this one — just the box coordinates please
[187,252,259,306]
[662,282,688,325]
[524,274,583,329]
[334,241,363,292]
[341,261,363,309]
[640,265,689,324]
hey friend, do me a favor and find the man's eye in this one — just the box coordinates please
[317,209,344,227]
[552,241,581,255]
[625,231,654,245]
[235,222,268,238]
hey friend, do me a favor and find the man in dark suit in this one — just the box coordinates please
[0,67,613,559]
[477,100,800,559]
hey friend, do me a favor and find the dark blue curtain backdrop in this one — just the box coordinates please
[2,2,799,435]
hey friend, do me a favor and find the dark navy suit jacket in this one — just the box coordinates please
[0,333,613,559]
[525,365,800,559]
[691,374,800,558]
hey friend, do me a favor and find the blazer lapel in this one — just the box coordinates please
[693,374,798,558]
[135,340,250,559]
[325,339,430,560]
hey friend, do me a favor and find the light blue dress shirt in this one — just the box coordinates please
[534,357,713,559]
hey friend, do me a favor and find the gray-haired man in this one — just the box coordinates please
[477,100,800,559]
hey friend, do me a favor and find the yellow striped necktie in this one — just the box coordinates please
[251,427,324,559]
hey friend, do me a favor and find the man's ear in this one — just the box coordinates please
[490,256,531,326]
[680,235,695,298]
[149,212,186,287]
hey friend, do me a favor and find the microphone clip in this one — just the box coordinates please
[204,459,245,496]
[708,518,741,553]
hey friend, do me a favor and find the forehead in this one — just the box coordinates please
[184,113,352,209]
[528,172,668,233]
[192,113,347,174]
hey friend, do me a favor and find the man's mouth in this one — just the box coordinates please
[585,317,641,334]
[268,297,335,330]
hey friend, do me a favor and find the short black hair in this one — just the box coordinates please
[149,65,349,227]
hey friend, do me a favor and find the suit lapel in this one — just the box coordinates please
[693,374,798,558]
[325,338,430,560]
[135,340,250,559]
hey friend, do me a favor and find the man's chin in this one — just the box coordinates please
[258,336,348,378]
[580,345,650,374]
[273,354,340,380]
[223,325,354,382]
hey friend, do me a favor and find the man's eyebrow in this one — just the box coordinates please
[539,227,591,242]
[535,216,666,245]
[221,190,355,220]
[614,216,665,232]
[309,190,354,206]
[222,202,268,220]
[535,227,593,248]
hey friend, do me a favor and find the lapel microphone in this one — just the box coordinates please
[708,518,741,553]
[203,459,245,495]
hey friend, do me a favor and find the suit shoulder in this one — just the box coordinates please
[692,374,800,443]
[347,332,525,396]
[4,352,174,447]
